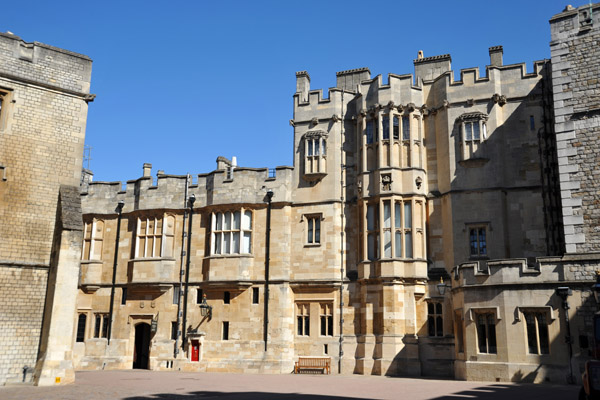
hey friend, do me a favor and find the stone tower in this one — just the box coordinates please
[0,32,93,385]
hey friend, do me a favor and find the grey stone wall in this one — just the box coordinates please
[0,265,48,384]
[550,3,600,253]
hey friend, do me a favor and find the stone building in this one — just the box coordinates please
[73,2,600,384]
[0,32,93,385]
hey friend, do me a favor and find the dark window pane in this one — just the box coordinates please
[297,316,303,336]
[436,303,442,314]
[538,314,549,354]
[366,121,374,144]
[428,316,435,337]
[224,291,230,304]
[487,315,497,353]
[94,314,101,338]
[393,117,399,140]
[171,322,177,340]
[252,287,259,304]
[315,218,320,244]
[76,314,86,342]
[328,316,333,336]
[305,316,310,336]
[321,316,326,336]
[402,116,410,140]
[382,116,389,140]
[428,303,434,314]
[477,315,487,353]
[525,313,537,353]
[436,316,443,337]
[101,315,109,338]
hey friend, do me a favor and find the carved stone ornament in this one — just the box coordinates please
[407,103,416,112]
[382,174,392,191]
[310,117,319,126]
[387,100,395,109]
[360,109,367,117]
[492,93,507,106]
[331,114,340,122]
[442,99,450,109]
[397,105,405,113]
[289,119,296,127]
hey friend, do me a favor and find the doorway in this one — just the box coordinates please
[133,323,151,369]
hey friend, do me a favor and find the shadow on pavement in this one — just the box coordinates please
[125,392,365,400]
[123,383,579,400]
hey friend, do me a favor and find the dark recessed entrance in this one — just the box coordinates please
[133,323,151,369]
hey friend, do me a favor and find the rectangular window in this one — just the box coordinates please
[212,210,252,255]
[297,303,310,336]
[197,288,203,304]
[383,201,391,258]
[171,321,178,340]
[307,215,321,244]
[173,286,180,305]
[222,321,229,340]
[366,120,374,144]
[455,310,464,353]
[428,302,443,337]
[82,220,104,260]
[524,311,549,355]
[224,291,230,304]
[476,313,497,354]
[393,116,400,140]
[121,287,127,305]
[469,227,487,257]
[320,303,333,336]
[94,314,109,339]
[252,287,259,304]
[366,204,379,261]
[529,115,535,131]
[382,115,390,140]
[76,314,87,342]
[136,215,173,258]
[404,202,412,258]
[402,116,410,140]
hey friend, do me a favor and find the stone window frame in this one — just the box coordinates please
[75,312,88,343]
[222,321,230,341]
[427,300,444,337]
[454,309,465,353]
[0,88,13,133]
[93,313,109,339]
[467,223,488,259]
[82,218,104,261]
[457,112,488,161]
[473,310,498,354]
[303,130,328,179]
[518,307,553,355]
[135,213,176,259]
[210,209,253,256]
[303,213,322,246]
[319,303,334,337]
[296,303,310,337]
[365,197,421,261]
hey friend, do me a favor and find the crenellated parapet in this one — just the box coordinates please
[0,32,93,99]
[81,164,293,214]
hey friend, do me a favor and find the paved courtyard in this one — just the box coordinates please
[0,370,580,400]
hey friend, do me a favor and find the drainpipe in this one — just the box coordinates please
[339,91,345,374]
[264,189,273,351]
[107,200,124,345]
[182,194,195,346]
[174,175,190,357]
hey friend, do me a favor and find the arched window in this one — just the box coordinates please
[76,313,87,342]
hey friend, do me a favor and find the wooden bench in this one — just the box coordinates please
[294,356,331,374]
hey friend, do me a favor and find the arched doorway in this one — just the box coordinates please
[133,323,151,369]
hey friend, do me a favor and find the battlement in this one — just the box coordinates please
[81,163,294,214]
[0,32,93,97]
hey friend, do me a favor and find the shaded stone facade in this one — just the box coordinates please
[0,32,93,385]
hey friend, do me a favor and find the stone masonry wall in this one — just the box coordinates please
[0,266,48,384]
[550,3,600,253]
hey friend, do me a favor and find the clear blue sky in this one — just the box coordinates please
[4,0,574,182]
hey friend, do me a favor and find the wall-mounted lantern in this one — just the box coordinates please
[199,294,212,318]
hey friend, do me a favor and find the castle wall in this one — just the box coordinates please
[0,32,92,385]
[551,3,600,253]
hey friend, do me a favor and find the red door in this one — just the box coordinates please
[191,340,199,362]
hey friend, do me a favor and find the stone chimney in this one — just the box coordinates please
[143,163,152,177]
[489,46,503,67]
[296,71,311,102]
